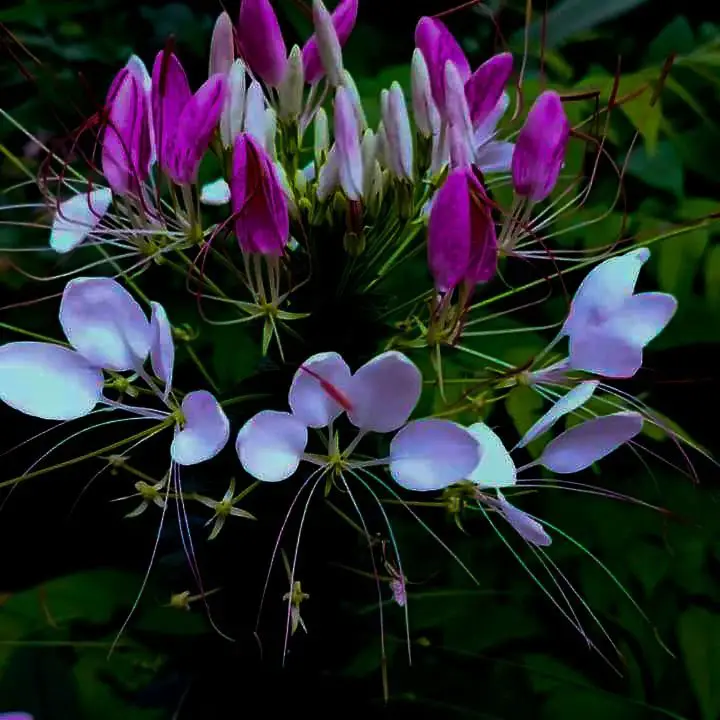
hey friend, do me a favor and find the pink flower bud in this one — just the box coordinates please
[101,61,152,195]
[411,48,440,138]
[302,0,358,85]
[511,91,569,202]
[231,133,289,255]
[209,11,235,77]
[238,0,288,87]
[309,0,344,87]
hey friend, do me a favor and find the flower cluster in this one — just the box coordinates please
[0,0,687,665]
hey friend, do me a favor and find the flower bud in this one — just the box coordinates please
[411,48,440,138]
[278,45,305,122]
[512,91,569,202]
[209,11,235,78]
[314,107,329,166]
[381,83,414,180]
[220,59,247,148]
[303,0,358,85]
[311,0,344,88]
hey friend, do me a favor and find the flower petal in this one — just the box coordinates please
[0,342,103,420]
[497,495,551,546]
[563,248,650,337]
[516,380,599,449]
[347,351,422,433]
[475,140,514,173]
[59,277,152,371]
[200,178,232,205]
[288,352,352,428]
[237,0,288,87]
[171,390,229,465]
[539,411,643,474]
[465,422,515,487]
[235,410,308,482]
[465,53,513,130]
[150,302,174,393]
[50,188,112,253]
[390,419,481,491]
[302,0,358,84]
[334,86,363,199]
[473,91,509,147]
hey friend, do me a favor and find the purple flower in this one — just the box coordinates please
[151,51,227,185]
[414,16,470,111]
[512,90,569,202]
[101,58,152,195]
[235,351,481,490]
[231,133,289,255]
[49,188,113,254]
[0,277,229,465]
[238,0,288,87]
[427,168,497,292]
[563,248,678,377]
[303,0,358,85]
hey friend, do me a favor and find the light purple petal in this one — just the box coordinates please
[497,495,551,546]
[516,380,599,449]
[150,302,174,393]
[0,714,33,720]
[475,140,514,174]
[346,351,422,433]
[171,390,229,465]
[334,86,363,199]
[59,277,152,371]
[568,328,642,379]
[288,352,352,428]
[50,188,112,253]
[466,422,515,487]
[389,419,481,491]
[0,342,103,421]
[539,411,643,474]
[201,178,232,205]
[235,410,308,482]
[563,248,650,337]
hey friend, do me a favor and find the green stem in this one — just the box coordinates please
[185,344,220,394]
[0,322,66,345]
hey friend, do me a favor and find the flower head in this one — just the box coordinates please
[235,351,481,490]
[563,248,678,377]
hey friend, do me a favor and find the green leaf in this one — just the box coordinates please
[627,141,684,197]
[678,607,720,720]
[520,0,651,50]
[704,245,720,310]
[647,16,695,64]
[656,227,709,297]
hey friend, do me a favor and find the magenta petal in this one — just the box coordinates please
[102,66,151,194]
[171,390,230,465]
[151,51,192,172]
[539,411,643,474]
[238,0,288,87]
[497,495,551,546]
[303,0,358,84]
[415,16,470,109]
[465,53,513,130]
[232,133,289,255]
[512,90,569,202]
[427,169,472,292]
[168,73,227,184]
[463,172,497,285]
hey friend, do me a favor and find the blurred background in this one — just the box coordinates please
[1,0,720,718]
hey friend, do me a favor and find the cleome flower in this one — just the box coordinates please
[0,277,229,466]
[235,350,482,490]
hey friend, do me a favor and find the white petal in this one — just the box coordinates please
[0,342,103,420]
[389,419,481,491]
[59,276,152,371]
[288,352,352,428]
[244,80,269,150]
[171,390,229,465]
[346,351,422,433]
[150,302,174,393]
[466,422,516,487]
[235,410,308,482]
[516,380,599,449]
[50,189,112,253]
[200,178,231,205]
